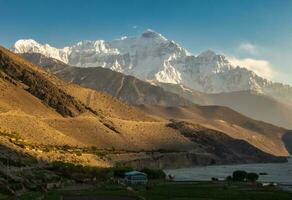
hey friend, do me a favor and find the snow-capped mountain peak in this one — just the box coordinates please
[11,30,292,104]
[140,29,167,41]
[14,39,39,48]
[12,39,70,63]
[71,40,119,54]
[197,49,217,58]
[13,39,44,54]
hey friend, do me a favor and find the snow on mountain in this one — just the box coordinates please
[12,39,70,63]
[11,29,292,104]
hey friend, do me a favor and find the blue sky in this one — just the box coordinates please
[1,0,292,84]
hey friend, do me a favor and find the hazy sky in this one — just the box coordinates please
[1,0,292,84]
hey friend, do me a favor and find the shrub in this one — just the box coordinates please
[61,145,70,151]
[226,175,233,181]
[141,168,166,180]
[112,167,133,178]
[90,146,98,152]
[211,177,219,181]
[246,172,259,182]
[232,170,247,182]
[48,161,114,181]
[91,168,113,181]
[75,152,82,156]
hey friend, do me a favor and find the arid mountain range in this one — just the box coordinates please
[21,52,292,130]
[0,47,290,171]
[20,53,193,107]
[12,31,292,110]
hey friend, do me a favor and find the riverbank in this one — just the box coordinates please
[165,158,292,184]
[114,151,288,170]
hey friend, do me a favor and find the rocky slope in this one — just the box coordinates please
[18,52,292,157]
[136,104,290,156]
[0,46,193,158]
[21,52,292,129]
[0,49,86,117]
[12,30,292,106]
[20,53,193,106]
[0,46,289,170]
[116,120,288,169]
[167,121,287,164]
[282,131,292,155]
[157,83,292,129]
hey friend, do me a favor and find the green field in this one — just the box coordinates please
[0,193,8,200]
[17,182,292,200]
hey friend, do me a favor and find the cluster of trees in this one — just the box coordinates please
[48,162,166,182]
[48,161,113,181]
[226,170,259,182]
[141,168,166,179]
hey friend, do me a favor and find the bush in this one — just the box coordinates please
[141,168,166,180]
[246,172,259,182]
[48,161,113,181]
[211,177,219,181]
[75,152,82,156]
[112,167,133,178]
[226,175,233,181]
[62,145,70,151]
[232,170,247,182]
[92,168,113,181]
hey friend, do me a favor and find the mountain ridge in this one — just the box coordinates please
[21,52,292,129]
[11,30,292,106]
[157,82,292,129]
[0,45,290,173]
[20,52,194,107]
[17,51,291,157]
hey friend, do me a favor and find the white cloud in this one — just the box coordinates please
[238,42,258,55]
[228,56,275,80]
[132,25,138,29]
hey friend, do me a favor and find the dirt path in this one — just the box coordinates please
[86,91,96,107]
[132,79,142,99]
[115,76,125,96]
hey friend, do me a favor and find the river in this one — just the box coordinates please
[165,158,292,185]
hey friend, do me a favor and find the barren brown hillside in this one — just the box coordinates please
[158,82,292,129]
[0,46,289,169]
[0,46,192,152]
[137,105,288,156]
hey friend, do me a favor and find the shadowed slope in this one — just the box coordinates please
[20,53,193,107]
[0,48,287,170]
[282,131,292,155]
[167,121,287,164]
[0,47,86,117]
[137,104,288,156]
[19,52,290,157]
[158,82,292,129]
[0,47,192,152]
